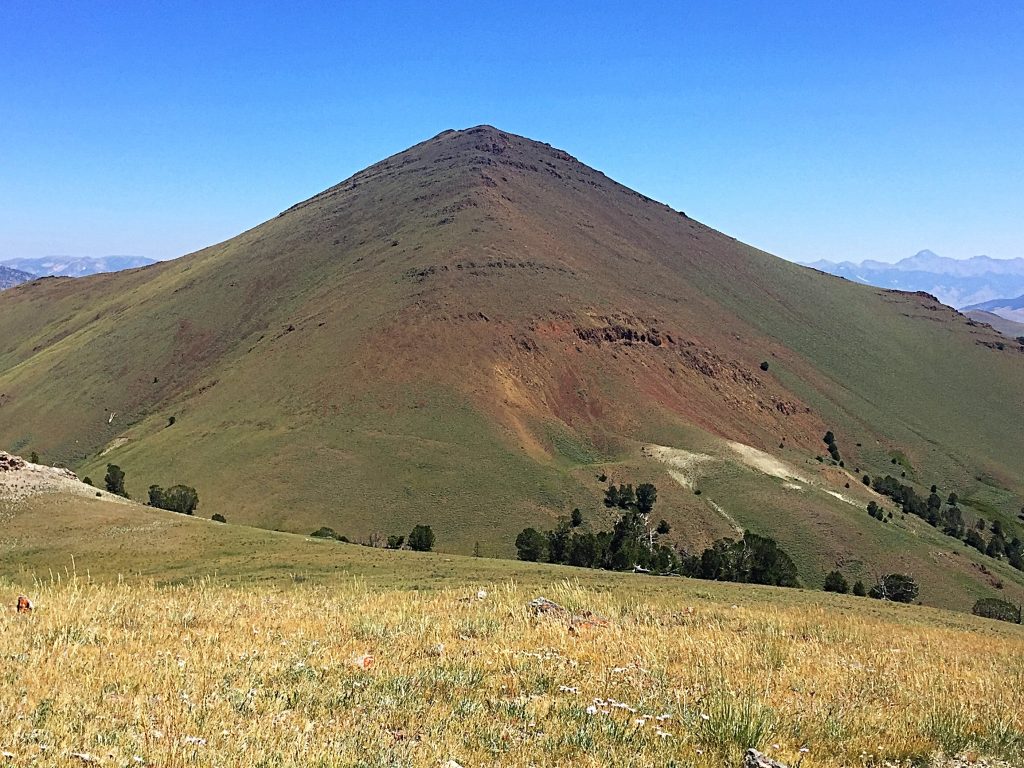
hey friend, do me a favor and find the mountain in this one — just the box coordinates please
[804,250,1024,308]
[964,310,1024,339]
[0,255,156,278]
[1,125,1022,610]
[963,294,1024,325]
[0,265,34,290]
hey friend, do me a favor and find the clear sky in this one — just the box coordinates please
[1,1,1021,264]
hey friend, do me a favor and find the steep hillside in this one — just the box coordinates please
[1,126,1022,606]
[965,310,1024,339]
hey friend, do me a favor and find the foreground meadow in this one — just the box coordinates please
[2,577,1023,768]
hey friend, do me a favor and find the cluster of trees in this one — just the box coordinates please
[517,482,801,588]
[147,484,200,515]
[101,463,208,518]
[972,597,1022,624]
[867,475,1023,570]
[823,570,919,603]
[604,482,658,514]
[822,431,841,464]
[310,524,435,552]
[516,508,679,573]
[685,532,800,587]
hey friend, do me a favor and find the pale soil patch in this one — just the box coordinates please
[645,445,715,488]
[650,441,863,516]
[0,452,124,505]
[825,489,861,508]
[99,436,130,456]
[726,441,809,483]
[647,446,741,533]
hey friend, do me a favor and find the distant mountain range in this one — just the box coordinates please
[0,255,156,280]
[0,265,35,290]
[803,250,1024,308]
[964,294,1024,325]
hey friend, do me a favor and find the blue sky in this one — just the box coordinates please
[1,1,1021,263]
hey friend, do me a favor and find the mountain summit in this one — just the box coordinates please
[1,126,1022,607]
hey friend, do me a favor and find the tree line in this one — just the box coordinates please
[866,474,1023,570]
[515,482,801,588]
[94,463,203,517]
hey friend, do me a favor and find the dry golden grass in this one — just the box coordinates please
[2,577,1024,768]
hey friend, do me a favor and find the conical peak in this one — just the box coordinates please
[284,124,595,218]
[422,124,579,167]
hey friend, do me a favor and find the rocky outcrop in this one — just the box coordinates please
[0,452,26,472]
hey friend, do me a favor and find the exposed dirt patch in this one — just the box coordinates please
[825,489,861,508]
[0,451,123,504]
[727,441,809,483]
[645,445,716,488]
[99,437,130,456]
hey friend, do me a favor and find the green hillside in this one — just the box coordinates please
[1,126,1022,609]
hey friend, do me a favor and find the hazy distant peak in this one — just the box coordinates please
[0,255,157,278]
[807,250,1024,308]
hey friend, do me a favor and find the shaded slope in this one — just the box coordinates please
[1,126,1022,599]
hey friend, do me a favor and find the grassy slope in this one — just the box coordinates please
[0,126,1022,606]
[2,493,1024,768]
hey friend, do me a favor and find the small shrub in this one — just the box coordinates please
[760,361,770,371]
[211,513,227,523]
[852,580,867,596]
[29,451,39,464]
[656,519,671,534]
[386,535,405,549]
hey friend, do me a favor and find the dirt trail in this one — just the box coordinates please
[705,499,744,536]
